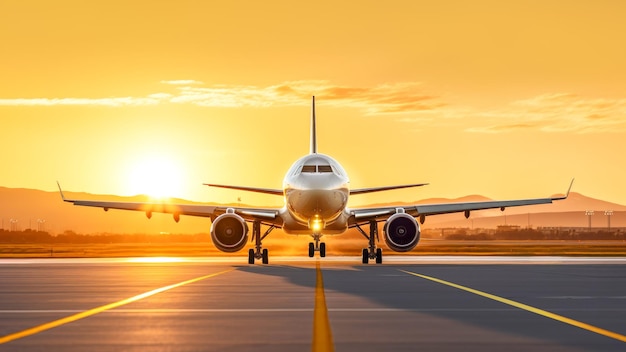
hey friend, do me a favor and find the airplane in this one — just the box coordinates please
[58,97,573,264]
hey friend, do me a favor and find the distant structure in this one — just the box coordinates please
[9,218,18,232]
[585,210,594,231]
[37,219,46,232]
[605,210,613,230]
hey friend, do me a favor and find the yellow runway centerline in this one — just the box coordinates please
[400,270,626,343]
[312,261,335,352]
[0,268,234,345]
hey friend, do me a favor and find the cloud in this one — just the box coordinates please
[0,80,441,113]
[164,80,442,114]
[1,81,624,133]
[463,93,626,134]
[466,123,537,134]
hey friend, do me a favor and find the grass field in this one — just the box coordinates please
[1,240,625,258]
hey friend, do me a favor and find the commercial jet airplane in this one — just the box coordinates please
[58,97,573,264]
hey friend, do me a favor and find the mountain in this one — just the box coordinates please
[0,187,213,234]
[0,187,624,234]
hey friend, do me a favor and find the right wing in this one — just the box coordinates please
[203,184,283,196]
[350,183,429,195]
[350,179,574,225]
[57,182,282,226]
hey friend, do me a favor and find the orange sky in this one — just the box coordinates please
[1,0,625,207]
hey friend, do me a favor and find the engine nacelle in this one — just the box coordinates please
[210,212,249,253]
[383,213,421,252]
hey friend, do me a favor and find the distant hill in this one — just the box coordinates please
[0,187,215,234]
[1,187,624,234]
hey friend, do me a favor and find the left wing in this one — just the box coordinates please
[57,182,282,226]
[350,179,574,225]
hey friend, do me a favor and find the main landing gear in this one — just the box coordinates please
[248,221,275,265]
[355,220,383,264]
[308,233,326,258]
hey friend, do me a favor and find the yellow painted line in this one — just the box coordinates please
[400,270,626,343]
[0,268,234,345]
[312,261,334,352]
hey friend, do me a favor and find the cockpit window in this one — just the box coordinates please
[318,165,333,173]
[301,164,334,173]
[302,165,317,173]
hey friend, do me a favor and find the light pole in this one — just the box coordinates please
[9,219,18,232]
[37,219,46,232]
[604,210,613,231]
[585,210,594,231]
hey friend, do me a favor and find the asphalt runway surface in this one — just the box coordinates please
[0,256,625,351]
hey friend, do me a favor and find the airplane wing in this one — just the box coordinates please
[350,183,429,195]
[57,182,282,226]
[350,179,574,225]
[203,184,283,196]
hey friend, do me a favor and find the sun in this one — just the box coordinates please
[127,155,184,199]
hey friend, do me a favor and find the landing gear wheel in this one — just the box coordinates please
[248,249,255,264]
[320,243,326,257]
[262,248,269,264]
[355,220,383,264]
[308,243,315,257]
[362,248,369,264]
[249,221,276,265]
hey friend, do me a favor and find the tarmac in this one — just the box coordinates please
[0,256,625,351]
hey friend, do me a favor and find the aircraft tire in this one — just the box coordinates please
[375,248,383,264]
[320,243,326,257]
[362,249,369,264]
[248,249,255,264]
[262,248,269,264]
[308,243,315,257]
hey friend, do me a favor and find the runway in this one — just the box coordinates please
[0,256,625,351]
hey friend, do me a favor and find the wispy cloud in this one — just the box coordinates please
[465,93,626,134]
[0,80,441,114]
[167,80,442,113]
[1,81,624,133]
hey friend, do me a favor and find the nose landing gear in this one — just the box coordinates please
[308,233,326,257]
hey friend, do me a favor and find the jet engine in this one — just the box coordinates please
[210,212,249,252]
[383,213,420,252]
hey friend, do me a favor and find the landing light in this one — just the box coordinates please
[310,218,324,232]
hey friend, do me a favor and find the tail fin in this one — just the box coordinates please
[310,96,317,154]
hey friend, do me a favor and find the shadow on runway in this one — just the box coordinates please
[235,263,625,350]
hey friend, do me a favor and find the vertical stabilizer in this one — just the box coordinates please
[310,96,317,154]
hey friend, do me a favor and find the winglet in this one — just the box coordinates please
[565,178,575,198]
[56,181,67,202]
[310,96,317,154]
[552,178,574,201]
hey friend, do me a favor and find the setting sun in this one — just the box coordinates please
[127,155,184,199]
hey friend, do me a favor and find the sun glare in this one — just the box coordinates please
[128,155,184,199]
